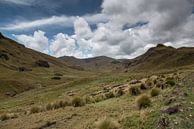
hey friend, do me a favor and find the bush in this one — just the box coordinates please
[136,94,151,109]
[72,97,85,107]
[30,106,43,114]
[0,114,10,121]
[95,118,120,129]
[166,80,176,86]
[150,88,160,97]
[129,86,140,96]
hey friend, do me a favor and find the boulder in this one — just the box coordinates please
[0,52,9,60]
[51,76,61,80]
[163,105,179,115]
[35,60,50,68]
[5,91,17,97]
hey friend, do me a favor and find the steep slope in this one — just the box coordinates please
[126,44,194,71]
[59,56,123,72]
[0,33,90,98]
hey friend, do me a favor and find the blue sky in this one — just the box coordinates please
[0,0,194,59]
[0,0,103,38]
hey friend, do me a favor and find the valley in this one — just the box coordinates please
[0,34,194,129]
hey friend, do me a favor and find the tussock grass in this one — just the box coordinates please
[114,88,124,97]
[166,80,176,86]
[30,106,43,114]
[71,96,85,107]
[129,86,140,96]
[136,94,151,109]
[150,88,160,97]
[95,117,120,129]
[0,113,10,121]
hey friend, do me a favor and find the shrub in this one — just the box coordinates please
[0,114,10,121]
[30,106,42,114]
[136,94,151,109]
[95,117,120,129]
[166,80,176,86]
[150,88,160,97]
[129,86,140,96]
[72,96,85,107]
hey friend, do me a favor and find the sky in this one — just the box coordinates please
[0,0,194,59]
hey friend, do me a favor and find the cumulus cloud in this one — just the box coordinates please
[13,30,49,53]
[12,0,194,59]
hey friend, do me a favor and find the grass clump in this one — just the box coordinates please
[166,80,176,86]
[30,106,43,114]
[72,96,85,107]
[114,89,124,97]
[95,117,120,129]
[0,114,10,121]
[84,96,95,104]
[105,91,115,99]
[95,94,106,102]
[129,86,140,96]
[150,88,160,97]
[136,94,151,109]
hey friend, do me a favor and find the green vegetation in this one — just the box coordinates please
[150,88,160,97]
[71,96,85,107]
[95,118,120,129]
[0,114,10,121]
[29,106,43,114]
[129,86,141,96]
[166,80,176,86]
[136,94,151,109]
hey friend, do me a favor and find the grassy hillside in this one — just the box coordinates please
[0,35,94,99]
[0,34,194,129]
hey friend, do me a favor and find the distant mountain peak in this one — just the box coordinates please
[156,44,166,48]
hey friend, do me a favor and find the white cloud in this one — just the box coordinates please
[13,30,49,53]
[11,0,194,59]
[0,14,108,31]
[74,17,93,39]
[0,0,35,5]
[50,33,76,57]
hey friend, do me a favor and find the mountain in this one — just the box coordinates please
[0,33,89,98]
[59,56,124,72]
[60,44,194,72]
[125,44,194,71]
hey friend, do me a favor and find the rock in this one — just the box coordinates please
[0,52,9,60]
[163,106,179,115]
[158,116,170,128]
[54,73,63,76]
[130,80,141,84]
[51,76,61,80]
[5,91,17,97]
[35,60,50,68]
[164,98,176,105]
[18,67,32,72]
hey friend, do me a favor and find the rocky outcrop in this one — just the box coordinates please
[35,60,50,68]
